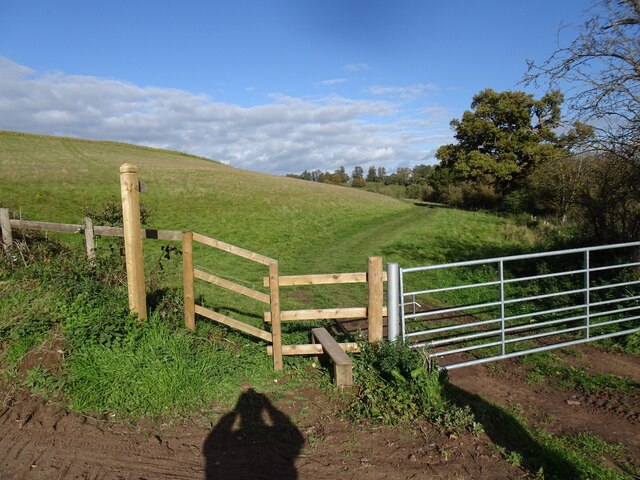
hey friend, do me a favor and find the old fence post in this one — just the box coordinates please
[119,163,147,320]
[183,231,196,330]
[84,216,96,260]
[269,261,283,370]
[368,256,383,342]
[0,208,12,252]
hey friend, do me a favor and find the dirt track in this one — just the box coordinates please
[0,343,638,479]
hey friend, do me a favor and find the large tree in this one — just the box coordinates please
[524,0,640,159]
[435,89,568,193]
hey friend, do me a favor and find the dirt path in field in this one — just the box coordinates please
[0,343,637,479]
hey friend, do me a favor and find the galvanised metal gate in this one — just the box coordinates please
[386,241,640,370]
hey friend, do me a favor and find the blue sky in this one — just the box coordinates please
[0,0,590,175]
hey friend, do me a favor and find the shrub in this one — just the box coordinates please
[350,341,482,433]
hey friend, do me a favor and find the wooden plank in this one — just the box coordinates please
[10,219,83,234]
[183,232,195,331]
[195,304,272,342]
[368,256,384,342]
[194,269,270,304]
[264,307,388,322]
[311,327,352,387]
[311,328,352,365]
[192,232,275,265]
[265,307,367,322]
[9,220,180,241]
[267,342,360,356]
[269,261,283,371]
[0,208,12,251]
[263,271,388,287]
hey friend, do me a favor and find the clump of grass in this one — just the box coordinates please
[349,340,482,434]
[520,352,639,393]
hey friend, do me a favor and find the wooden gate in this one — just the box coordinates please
[182,232,283,370]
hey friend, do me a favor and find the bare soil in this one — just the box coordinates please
[0,343,638,479]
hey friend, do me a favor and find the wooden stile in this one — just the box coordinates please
[311,327,353,387]
[183,232,196,331]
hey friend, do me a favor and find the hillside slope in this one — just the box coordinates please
[0,131,416,271]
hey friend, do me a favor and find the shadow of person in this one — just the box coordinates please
[203,388,304,480]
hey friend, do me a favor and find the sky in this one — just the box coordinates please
[0,0,591,175]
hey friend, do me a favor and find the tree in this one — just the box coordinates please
[525,0,640,159]
[352,165,364,180]
[366,166,378,183]
[435,88,570,193]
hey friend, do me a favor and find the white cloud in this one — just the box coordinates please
[344,63,370,72]
[0,57,445,174]
[368,83,439,101]
[319,78,348,86]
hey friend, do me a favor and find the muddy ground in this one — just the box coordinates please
[0,343,637,479]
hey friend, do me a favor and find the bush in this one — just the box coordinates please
[350,341,482,433]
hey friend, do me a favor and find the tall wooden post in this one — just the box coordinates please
[269,261,283,370]
[367,256,383,342]
[0,208,12,253]
[119,164,147,320]
[183,231,195,330]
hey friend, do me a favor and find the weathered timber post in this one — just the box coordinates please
[119,163,147,319]
[0,208,12,252]
[367,256,383,342]
[84,216,96,260]
[269,261,283,370]
[183,231,196,330]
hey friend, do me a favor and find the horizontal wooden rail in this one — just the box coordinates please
[194,268,270,304]
[9,219,181,241]
[267,342,360,356]
[192,232,275,266]
[263,271,388,287]
[195,305,272,342]
[264,306,388,322]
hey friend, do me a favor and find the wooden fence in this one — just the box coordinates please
[262,258,387,357]
[0,207,181,258]
[2,208,388,372]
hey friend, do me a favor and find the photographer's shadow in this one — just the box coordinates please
[203,388,304,479]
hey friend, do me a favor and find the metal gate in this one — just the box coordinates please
[386,241,640,370]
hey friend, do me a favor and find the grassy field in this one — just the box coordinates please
[3,131,637,478]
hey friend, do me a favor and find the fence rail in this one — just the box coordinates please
[390,241,640,369]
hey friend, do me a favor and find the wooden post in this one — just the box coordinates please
[0,208,12,252]
[269,261,283,370]
[183,232,196,330]
[367,256,383,342]
[119,163,147,320]
[84,216,96,260]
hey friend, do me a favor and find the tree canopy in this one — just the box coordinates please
[435,89,568,193]
[525,0,640,159]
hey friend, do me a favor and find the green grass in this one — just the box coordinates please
[520,352,640,393]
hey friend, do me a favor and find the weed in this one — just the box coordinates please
[349,341,482,434]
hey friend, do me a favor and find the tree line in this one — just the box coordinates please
[288,0,639,245]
